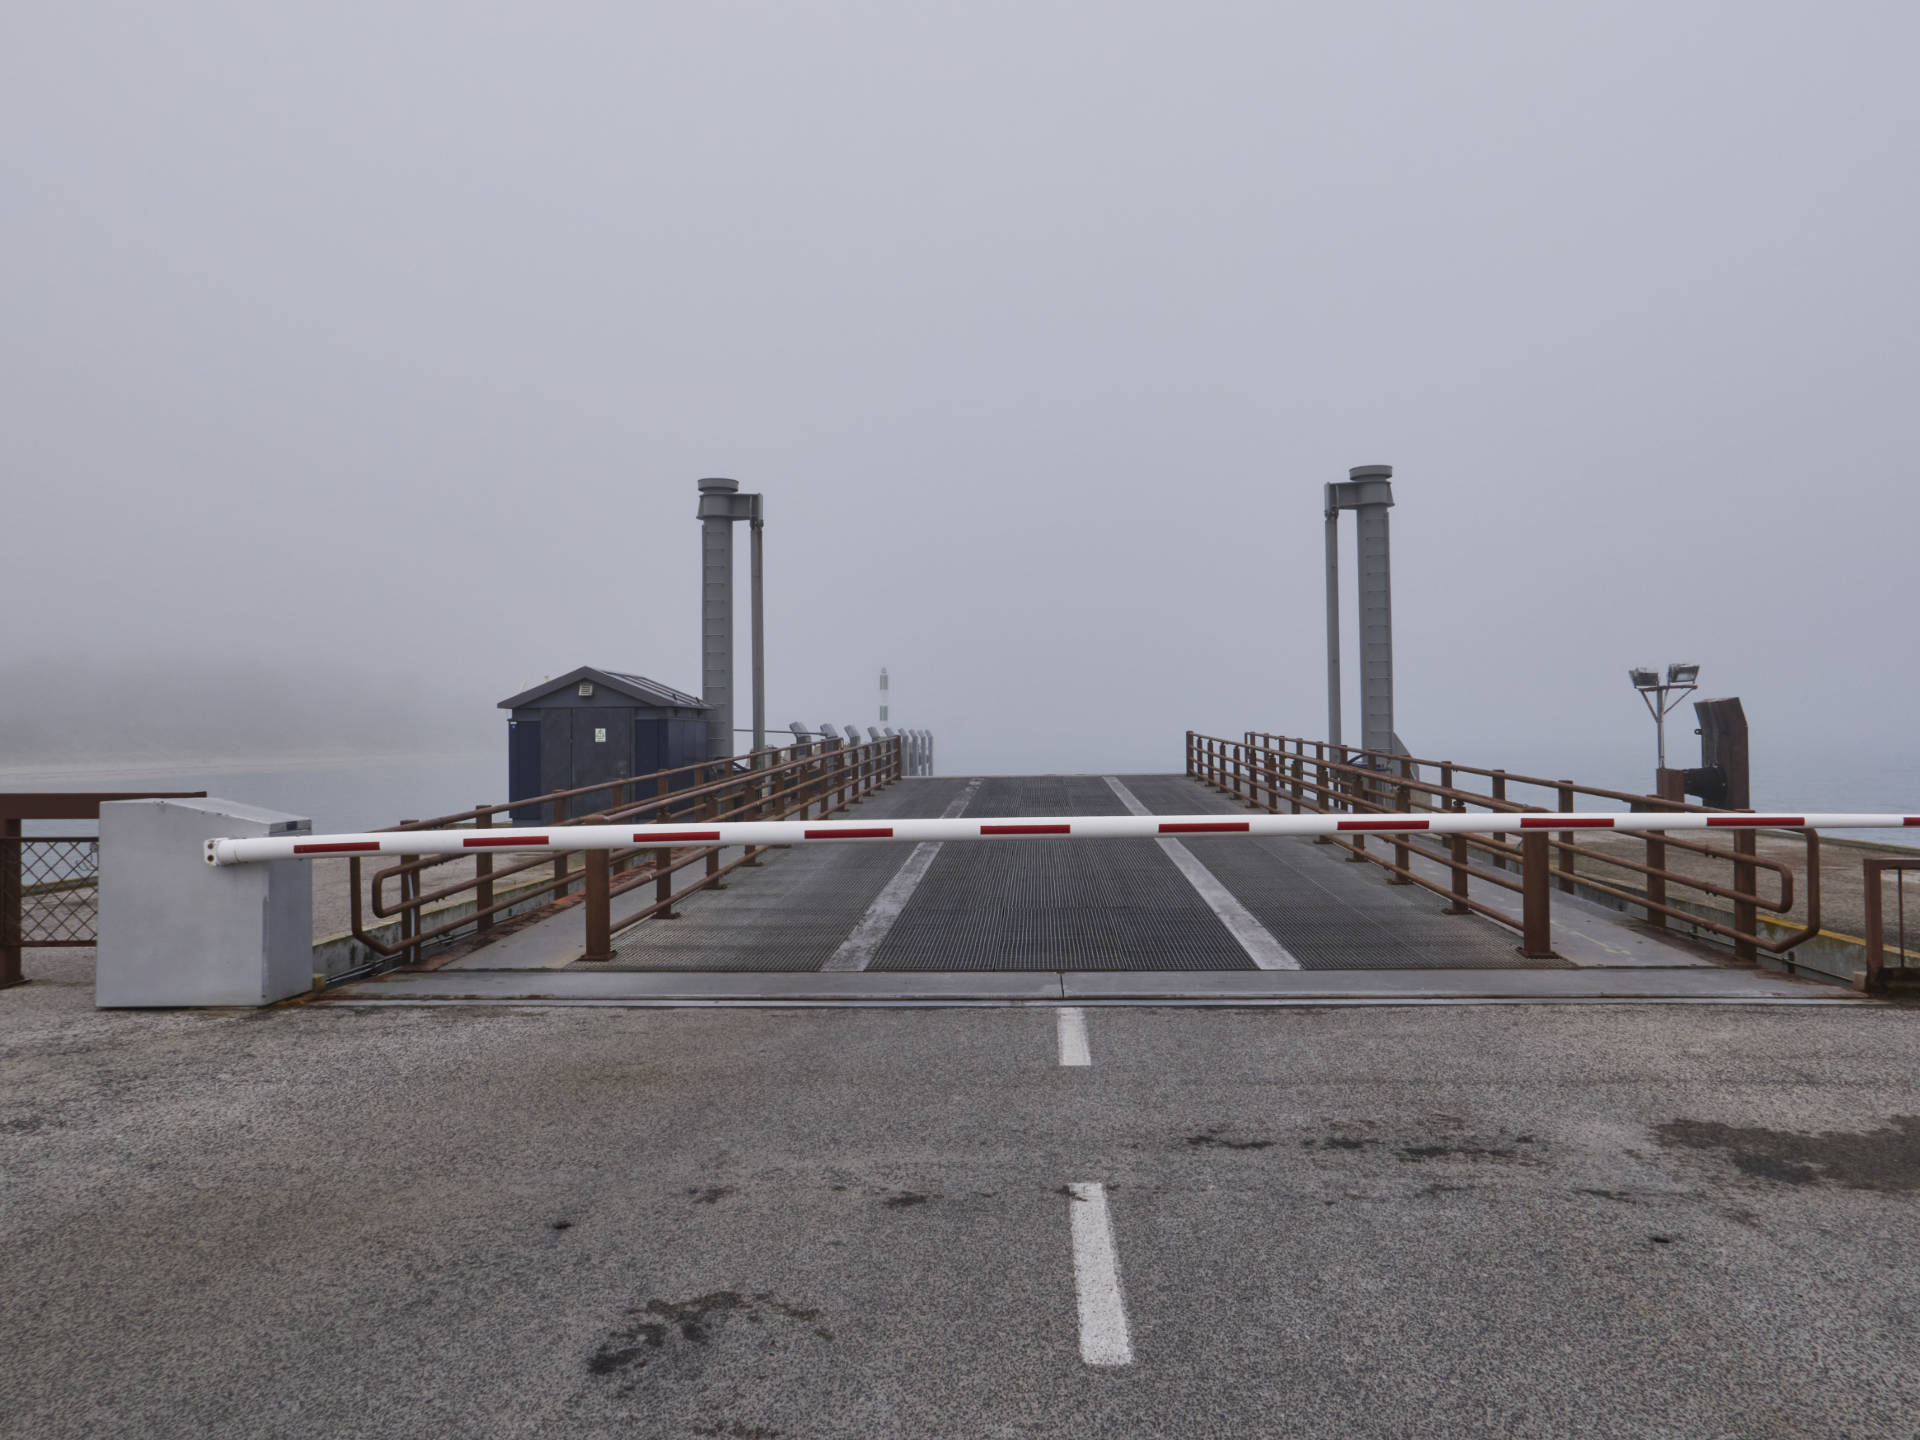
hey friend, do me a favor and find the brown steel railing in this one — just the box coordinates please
[1862,856,1920,993]
[1185,732,1820,962]
[347,734,904,970]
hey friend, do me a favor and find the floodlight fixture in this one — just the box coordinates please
[1629,660,1702,771]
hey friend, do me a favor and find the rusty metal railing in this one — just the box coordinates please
[1186,732,1820,962]
[347,734,904,969]
[1862,856,1920,993]
[1,791,206,987]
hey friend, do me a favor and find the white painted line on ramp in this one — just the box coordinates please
[1103,777,1300,970]
[1067,1182,1133,1366]
[821,779,982,973]
[1056,1007,1091,1066]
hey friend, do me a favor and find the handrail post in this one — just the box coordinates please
[348,855,364,948]
[1864,859,1887,992]
[740,753,765,865]
[582,818,612,962]
[1390,773,1412,882]
[397,824,420,966]
[1441,764,1469,914]
[1556,782,1576,895]
[1520,831,1553,957]
[551,795,570,896]
[702,789,725,890]
[654,837,676,918]
[474,807,494,932]
[609,783,629,873]
[2,819,22,988]
[1633,795,1669,929]
[1343,755,1368,862]
[1490,771,1509,871]
[1313,741,1332,843]
[1732,829,1759,963]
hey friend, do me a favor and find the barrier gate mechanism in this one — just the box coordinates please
[207,810,1920,867]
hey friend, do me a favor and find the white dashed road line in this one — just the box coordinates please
[1102,776,1300,970]
[1056,1007,1091,1066]
[1066,1182,1133,1366]
[821,779,982,972]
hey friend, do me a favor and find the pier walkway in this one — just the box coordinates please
[330,773,1833,1006]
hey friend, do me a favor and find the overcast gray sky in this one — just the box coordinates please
[5,1,1915,786]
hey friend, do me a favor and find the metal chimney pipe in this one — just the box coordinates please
[749,505,766,754]
[1349,465,1396,758]
[697,478,738,763]
[1324,465,1397,758]
[1323,484,1342,750]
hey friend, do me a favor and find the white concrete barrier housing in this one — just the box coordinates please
[98,798,313,1008]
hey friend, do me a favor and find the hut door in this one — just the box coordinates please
[633,719,666,778]
[508,719,542,823]
[569,709,631,790]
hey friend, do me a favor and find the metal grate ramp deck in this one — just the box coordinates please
[598,778,973,971]
[869,776,1255,972]
[1114,774,1568,970]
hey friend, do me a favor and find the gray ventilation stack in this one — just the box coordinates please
[1323,465,1401,760]
[696,477,764,763]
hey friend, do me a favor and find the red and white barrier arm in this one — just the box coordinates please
[204,811,1920,865]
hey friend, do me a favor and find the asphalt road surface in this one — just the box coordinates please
[5,955,1919,1438]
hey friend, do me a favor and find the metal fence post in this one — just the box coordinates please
[397,824,420,966]
[1732,830,1758,963]
[1635,793,1668,929]
[1448,826,1471,915]
[1441,764,1469,914]
[1520,831,1553,957]
[740,754,765,865]
[654,841,676,918]
[1391,774,1412,882]
[609,783,629,873]
[1865,860,1887,992]
[551,795,570,896]
[703,790,725,890]
[2,819,21,988]
[1490,771,1509,871]
[1314,743,1332,843]
[474,807,495,932]
[1344,757,1369,860]
[582,845,612,962]
[1557,782,1576,895]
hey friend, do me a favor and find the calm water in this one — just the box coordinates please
[1466,738,1920,848]
[9,753,500,837]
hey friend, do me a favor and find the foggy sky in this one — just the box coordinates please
[5,2,1916,785]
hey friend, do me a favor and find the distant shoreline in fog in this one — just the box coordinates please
[0,749,497,784]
